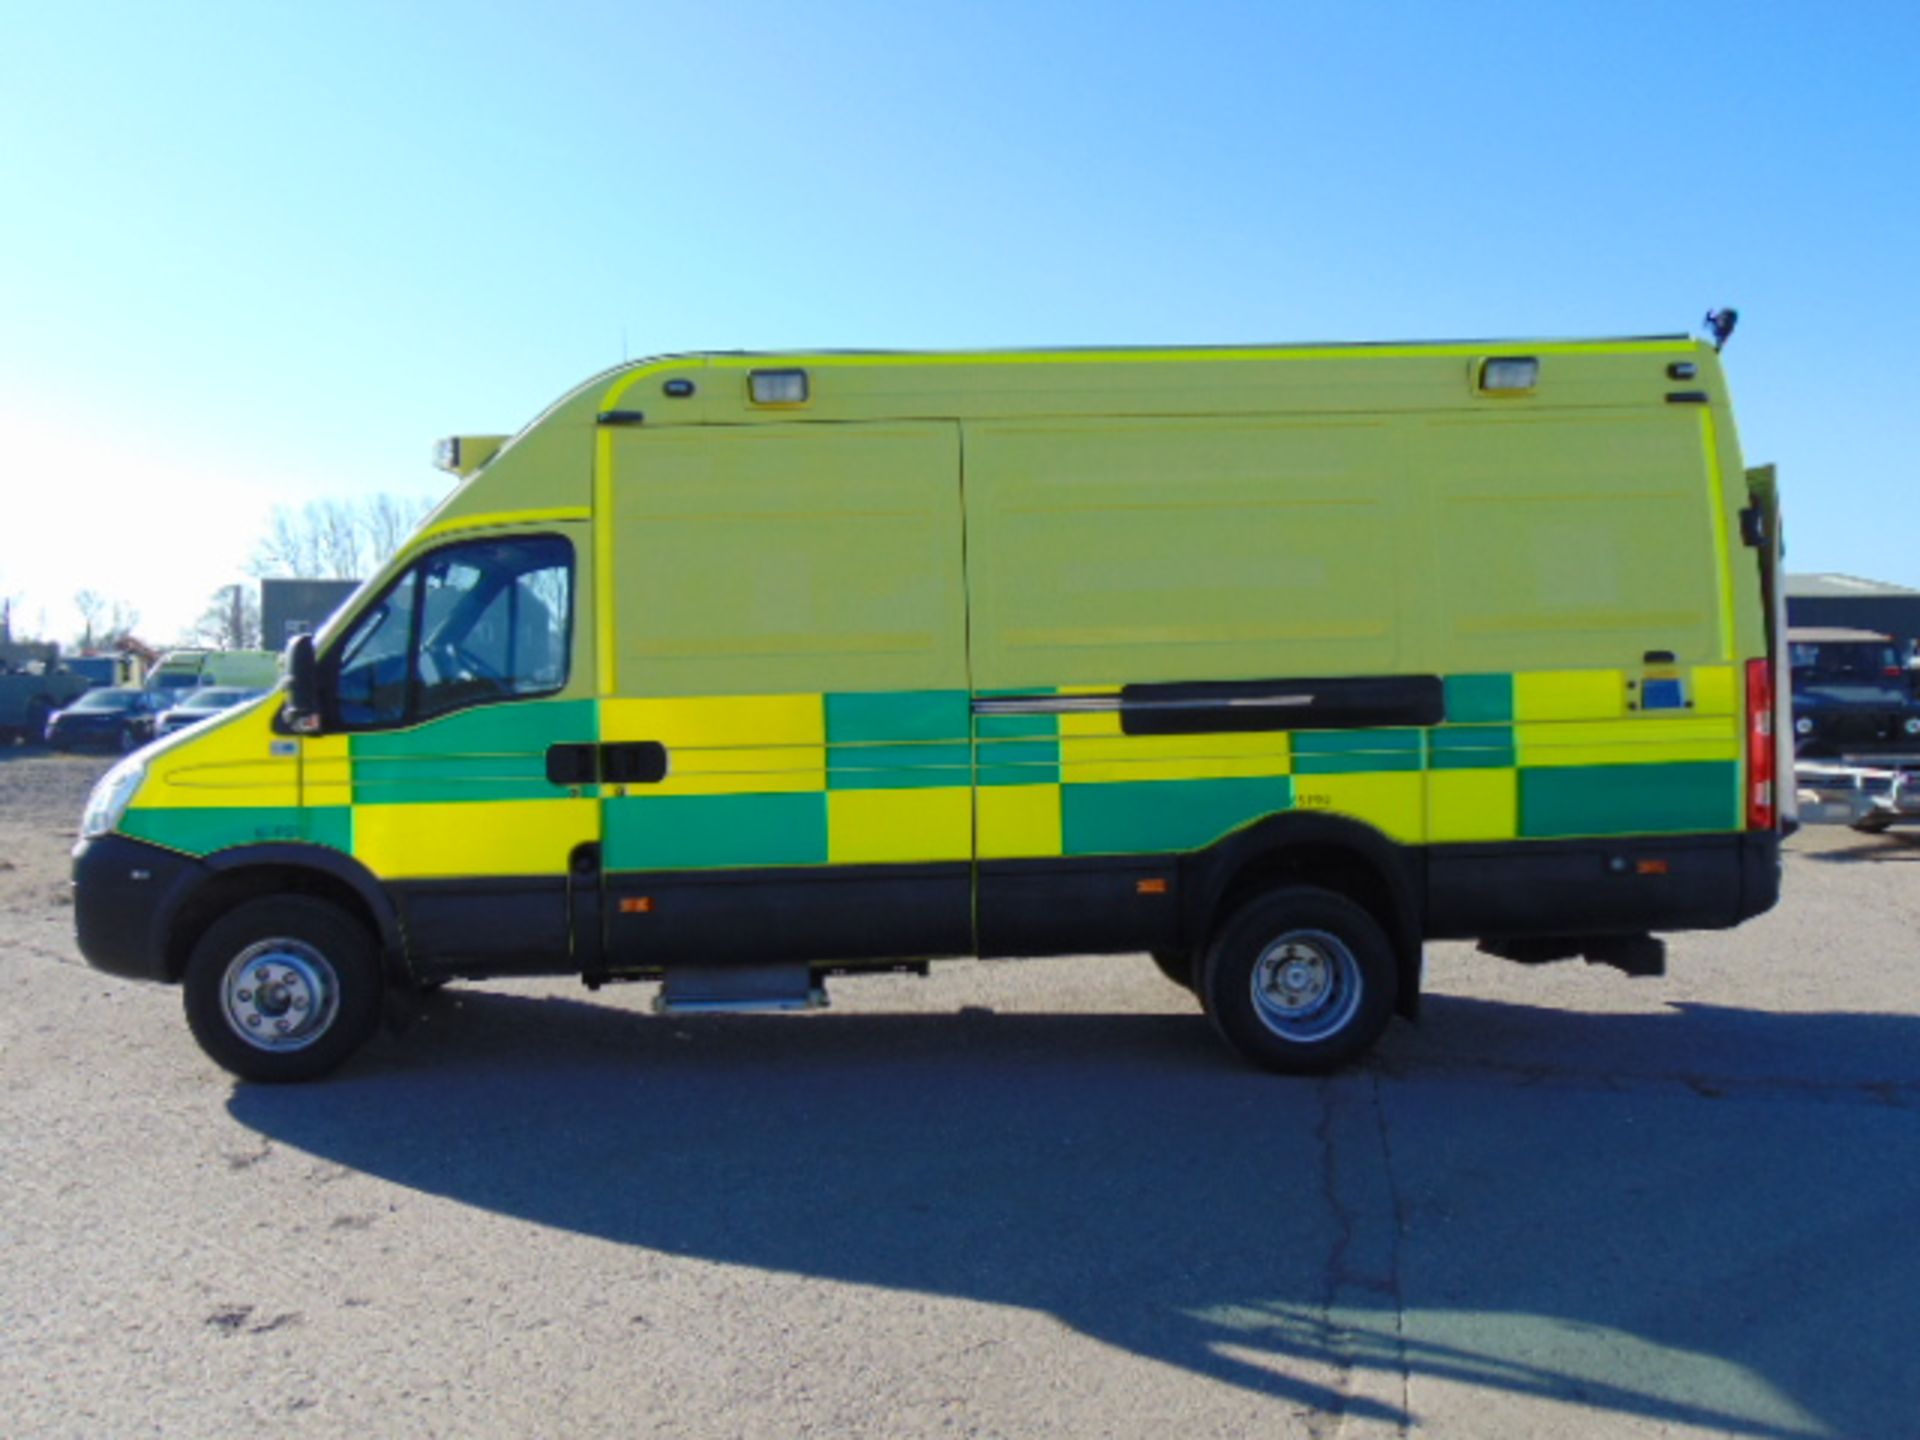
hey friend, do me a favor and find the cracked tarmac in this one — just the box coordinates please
[3,750,1917,1437]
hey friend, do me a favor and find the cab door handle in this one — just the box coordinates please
[545,743,599,786]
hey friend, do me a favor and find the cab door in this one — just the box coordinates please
[303,523,599,976]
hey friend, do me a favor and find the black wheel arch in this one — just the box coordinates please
[1181,811,1425,1018]
[164,844,407,985]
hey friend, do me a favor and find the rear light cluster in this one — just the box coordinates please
[1746,658,1776,831]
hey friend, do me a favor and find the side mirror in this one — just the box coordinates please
[285,634,321,733]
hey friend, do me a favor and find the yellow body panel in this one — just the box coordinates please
[353,799,599,880]
[827,787,972,864]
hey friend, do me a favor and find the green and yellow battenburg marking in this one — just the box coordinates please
[119,663,1745,876]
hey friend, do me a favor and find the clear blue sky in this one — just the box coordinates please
[2,1,1914,642]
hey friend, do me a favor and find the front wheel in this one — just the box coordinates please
[182,897,384,1083]
[1200,885,1398,1074]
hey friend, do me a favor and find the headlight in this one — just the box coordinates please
[80,755,147,840]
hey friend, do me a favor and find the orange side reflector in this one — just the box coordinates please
[1635,860,1670,876]
[1136,877,1169,895]
[619,897,654,914]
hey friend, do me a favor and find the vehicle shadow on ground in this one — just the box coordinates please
[231,991,1920,1436]
[1799,831,1920,863]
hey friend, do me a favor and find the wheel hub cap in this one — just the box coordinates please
[1249,929,1363,1044]
[220,940,339,1052]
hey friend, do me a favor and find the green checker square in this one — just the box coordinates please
[1291,728,1423,775]
[1428,726,1517,770]
[1520,761,1738,838]
[826,690,970,744]
[826,742,973,790]
[1444,674,1514,725]
[1062,775,1293,856]
[605,792,828,870]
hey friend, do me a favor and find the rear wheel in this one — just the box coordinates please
[1200,885,1398,1074]
[182,897,384,1083]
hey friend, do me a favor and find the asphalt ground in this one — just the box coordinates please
[2,749,1916,1438]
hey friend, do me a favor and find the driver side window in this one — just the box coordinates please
[330,535,573,730]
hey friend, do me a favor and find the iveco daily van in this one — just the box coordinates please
[73,336,1787,1080]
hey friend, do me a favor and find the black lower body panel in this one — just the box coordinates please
[1425,831,1781,940]
[388,877,573,977]
[72,834,209,981]
[977,856,1183,959]
[601,862,972,974]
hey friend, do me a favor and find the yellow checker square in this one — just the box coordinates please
[301,734,353,808]
[1690,664,1738,716]
[602,693,824,749]
[827,786,972,864]
[1291,772,1425,845]
[353,799,600,880]
[977,783,1063,859]
[1517,716,1739,769]
[1427,770,1518,843]
[1514,670,1625,723]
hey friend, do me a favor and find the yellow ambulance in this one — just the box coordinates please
[73,336,1787,1080]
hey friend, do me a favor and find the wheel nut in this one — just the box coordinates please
[238,990,252,1002]
[246,1015,261,1027]
[255,968,271,984]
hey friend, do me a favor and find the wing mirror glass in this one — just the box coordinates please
[284,634,321,733]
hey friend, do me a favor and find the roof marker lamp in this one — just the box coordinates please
[749,369,809,406]
[1477,356,1540,394]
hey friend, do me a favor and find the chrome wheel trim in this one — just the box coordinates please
[219,939,340,1053]
[1248,928,1363,1044]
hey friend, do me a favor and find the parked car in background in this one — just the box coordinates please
[1788,628,1920,756]
[153,687,268,737]
[46,687,161,752]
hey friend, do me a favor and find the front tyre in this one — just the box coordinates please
[1200,885,1398,1074]
[182,897,383,1083]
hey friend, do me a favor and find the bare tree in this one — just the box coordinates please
[104,600,141,648]
[72,590,139,652]
[190,585,262,650]
[250,495,434,580]
[73,589,106,648]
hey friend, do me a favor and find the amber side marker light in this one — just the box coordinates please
[620,897,654,914]
[1636,860,1671,876]
[1136,878,1169,895]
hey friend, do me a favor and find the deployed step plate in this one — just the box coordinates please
[654,964,827,1015]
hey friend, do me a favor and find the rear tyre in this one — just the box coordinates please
[1851,816,1893,835]
[1200,885,1398,1074]
[182,897,384,1083]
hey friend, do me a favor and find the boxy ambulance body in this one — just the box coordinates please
[73,337,1786,1080]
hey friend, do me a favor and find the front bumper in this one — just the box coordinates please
[72,834,209,982]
